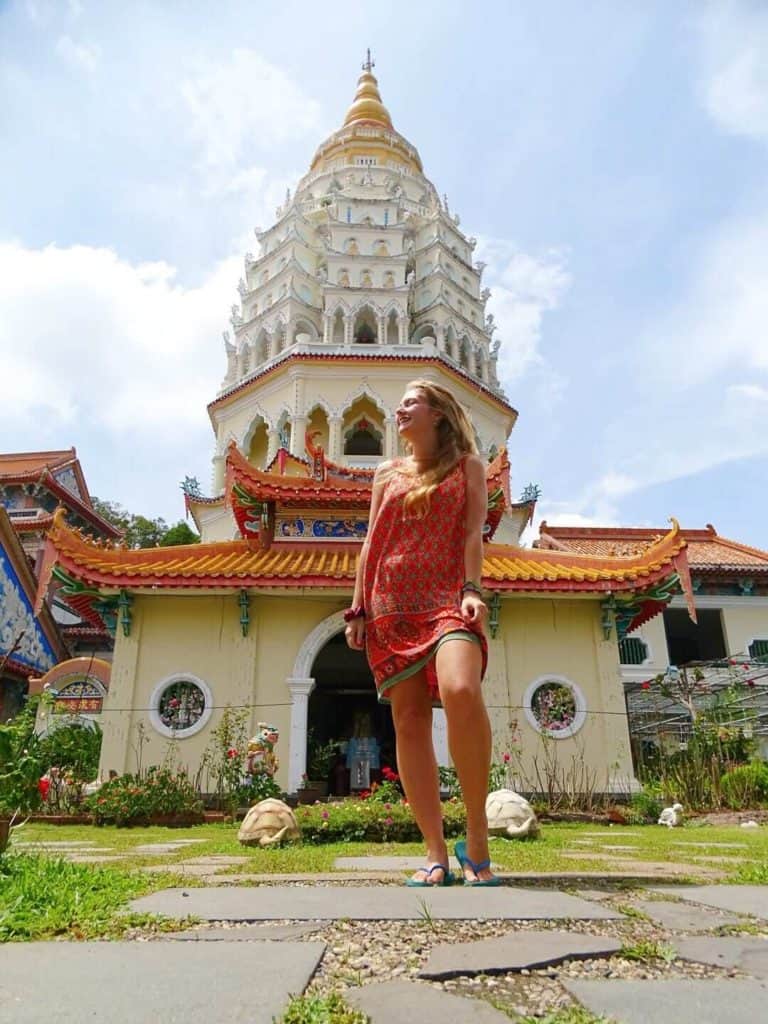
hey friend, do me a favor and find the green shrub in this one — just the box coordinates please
[626,788,663,824]
[720,761,768,809]
[295,795,466,844]
[280,992,369,1024]
[87,766,204,826]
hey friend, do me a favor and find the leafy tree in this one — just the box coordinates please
[90,498,199,548]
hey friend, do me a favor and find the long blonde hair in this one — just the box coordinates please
[392,379,478,518]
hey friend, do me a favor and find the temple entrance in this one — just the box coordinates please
[308,630,395,796]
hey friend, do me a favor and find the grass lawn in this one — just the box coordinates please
[13,818,768,879]
[3,819,766,944]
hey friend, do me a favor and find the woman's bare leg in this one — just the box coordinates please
[388,670,448,882]
[435,639,495,882]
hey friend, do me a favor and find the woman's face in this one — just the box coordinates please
[395,388,439,441]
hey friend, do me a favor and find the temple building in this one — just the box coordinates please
[36,59,699,794]
[0,449,118,718]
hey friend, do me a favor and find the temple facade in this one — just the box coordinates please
[36,60,698,795]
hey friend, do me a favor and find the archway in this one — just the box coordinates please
[308,631,395,795]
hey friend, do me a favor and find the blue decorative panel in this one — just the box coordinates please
[0,547,56,672]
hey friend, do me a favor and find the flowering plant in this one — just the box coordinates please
[531,682,576,732]
[87,766,204,826]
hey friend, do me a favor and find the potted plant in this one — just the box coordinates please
[302,737,339,801]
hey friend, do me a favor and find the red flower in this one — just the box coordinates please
[227,748,238,759]
[503,752,511,763]
[747,679,755,687]
[743,665,750,671]
[641,681,651,690]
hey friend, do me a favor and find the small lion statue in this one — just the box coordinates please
[238,798,301,847]
[486,789,540,839]
[246,722,279,778]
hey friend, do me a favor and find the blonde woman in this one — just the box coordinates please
[345,380,499,886]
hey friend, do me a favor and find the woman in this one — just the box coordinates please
[345,380,498,886]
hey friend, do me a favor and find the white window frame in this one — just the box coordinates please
[149,673,214,739]
[523,674,587,740]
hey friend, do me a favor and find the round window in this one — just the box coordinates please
[523,676,586,739]
[149,674,213,738]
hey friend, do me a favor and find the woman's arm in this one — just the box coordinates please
[347,460,390,649]
[461,454,488,629]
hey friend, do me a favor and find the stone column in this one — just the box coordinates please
[398,316,409,346]
[286,677,316,792]
[323,314,332,344]
[329,416,343,460]
[344,315,353,346]
[290,415,308,458]
[211,453,225,494]
[435,324,446,353]
[384,416,397,458]
[377,314,386,345]
[267,428,280,464]
[480,349,490,383]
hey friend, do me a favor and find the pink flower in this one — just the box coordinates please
[503,752,511,763]
[322,810,329,819]
[384,816,393,825]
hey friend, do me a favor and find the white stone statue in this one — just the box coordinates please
[486,789,540,839]
[238,799,301,847]
[658,802,684,827]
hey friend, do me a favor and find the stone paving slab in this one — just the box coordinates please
[180,856,251,865]
[347,980,511,1023]
[66,855,132,864]
[671,842,748,850]
[626,899,745,931]
[334,856,498,871]
[420,930,623,979]
[561,853,724,878]
[130,884,623,921]
[650,885,768,920]
[140,863,224,877]
[133,844,199,854]
[0,941,325,1024]
[14,841,96,848]
[563,978,768,1024]
[674,936,768,976]
[162,923,323,941]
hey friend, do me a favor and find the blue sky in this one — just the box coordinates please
[1,0,767,545]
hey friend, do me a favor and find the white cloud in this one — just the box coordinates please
[476,238,571,385]
[179,49,325,175]
[55,34,100,74]
[697,1,768,142]
[0,241,238,434]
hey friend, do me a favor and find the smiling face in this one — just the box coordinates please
[395,387,441,443]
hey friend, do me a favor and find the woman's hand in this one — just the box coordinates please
[345,618,366,650]
[461,592,487,631]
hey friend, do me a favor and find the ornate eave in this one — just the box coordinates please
[208,351,517,421]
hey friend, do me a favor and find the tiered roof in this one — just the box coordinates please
[36,507,693,641]
[538,524,768,577]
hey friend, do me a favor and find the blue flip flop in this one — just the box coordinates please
[405,863,455,887]
[454,840,502,887]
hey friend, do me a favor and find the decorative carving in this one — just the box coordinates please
[237,277,246,297]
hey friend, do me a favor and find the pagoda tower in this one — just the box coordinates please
[197,55,516,542]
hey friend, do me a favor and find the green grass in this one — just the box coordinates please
[518,1009,613,1024]
[619,939,677,963]
[278,992,370,1023]
[0,852,192,941]
[14,819,768,879]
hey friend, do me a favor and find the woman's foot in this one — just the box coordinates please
[454,839,500,885]
[409,844,451,885]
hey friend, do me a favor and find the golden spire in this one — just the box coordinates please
[343,50,393,129]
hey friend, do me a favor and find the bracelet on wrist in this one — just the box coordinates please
[343,606,366,623]
[461,580,483,596]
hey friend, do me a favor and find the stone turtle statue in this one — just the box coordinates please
[238,798,301,847]
[486,788,540,839]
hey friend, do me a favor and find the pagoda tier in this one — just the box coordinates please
[36,508,694,642]
[224,440,523,548]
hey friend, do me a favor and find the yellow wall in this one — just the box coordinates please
[99,591,344,790]
[100,589,637,795]
[488,597,636,794]
[722,604,768,658]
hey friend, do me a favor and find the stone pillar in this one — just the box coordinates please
[377,314,386,345]
[398,316,408,346]
[329,416,343,460]
[267,428,280,465]
[286,677,316,792]
[211,454,225,495]
[344,315,353,346]
[480,349,490,383]
[435,324,446,353]
[384,416,397,458]
[290,415,308,457]
[323,314,332,344]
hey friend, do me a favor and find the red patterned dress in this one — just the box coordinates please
[363,457,488,706]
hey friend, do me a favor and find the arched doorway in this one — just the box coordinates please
[307,631,395,796]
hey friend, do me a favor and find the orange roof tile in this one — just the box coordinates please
[0,449,76,477]
[39,507,689,595]
[539,523,768,574]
